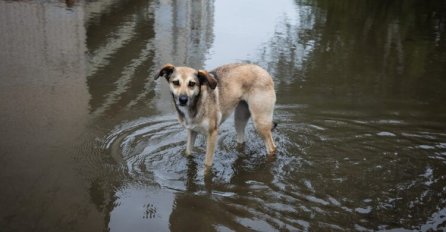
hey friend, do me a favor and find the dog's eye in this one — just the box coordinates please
[172,80,180,86]
[188,81,196,87]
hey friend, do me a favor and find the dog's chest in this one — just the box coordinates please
[178,107,210,134]
[186,119,210,134]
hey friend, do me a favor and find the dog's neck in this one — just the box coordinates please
[177,105,194,125]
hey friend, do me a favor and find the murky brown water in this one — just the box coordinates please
[1,0,446,231]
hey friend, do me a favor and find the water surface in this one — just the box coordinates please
[1,0,446,231]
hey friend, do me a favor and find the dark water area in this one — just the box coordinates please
[1,0,446,231]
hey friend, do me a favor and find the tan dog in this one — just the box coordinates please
[155,63,276,168]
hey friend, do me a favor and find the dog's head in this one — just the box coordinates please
[155,64,217,107]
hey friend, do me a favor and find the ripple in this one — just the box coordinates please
[102,112,299,190]
[377,131,396,137]
[100,108,446,231]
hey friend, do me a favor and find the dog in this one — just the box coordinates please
[155,63,276,168]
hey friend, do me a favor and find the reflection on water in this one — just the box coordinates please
[1,0,446,231]
[0,1,101,232]
[262,0,446,109]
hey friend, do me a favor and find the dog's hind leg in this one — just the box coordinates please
[186,129,197,155]
[234,101,251,144]
[247,96,277,155]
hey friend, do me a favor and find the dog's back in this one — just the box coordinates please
[210,64,276,122]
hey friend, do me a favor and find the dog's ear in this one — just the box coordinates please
[155,64,175,81]
[197,70,217,90]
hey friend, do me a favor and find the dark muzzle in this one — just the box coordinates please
[179,95,188,106]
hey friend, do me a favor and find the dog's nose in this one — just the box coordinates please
[179,95,188,106]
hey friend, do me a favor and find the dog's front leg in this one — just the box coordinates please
[204,130,217,167]
[186,129,197,155]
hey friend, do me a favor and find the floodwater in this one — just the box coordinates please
[1,0,446,231]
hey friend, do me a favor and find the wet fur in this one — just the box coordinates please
[155,63,277,168]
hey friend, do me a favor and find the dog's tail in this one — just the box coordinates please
[272,121,278,131]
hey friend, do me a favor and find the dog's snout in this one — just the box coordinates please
[179,95,188,106]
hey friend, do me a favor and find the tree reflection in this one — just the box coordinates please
[261,0,446,108]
